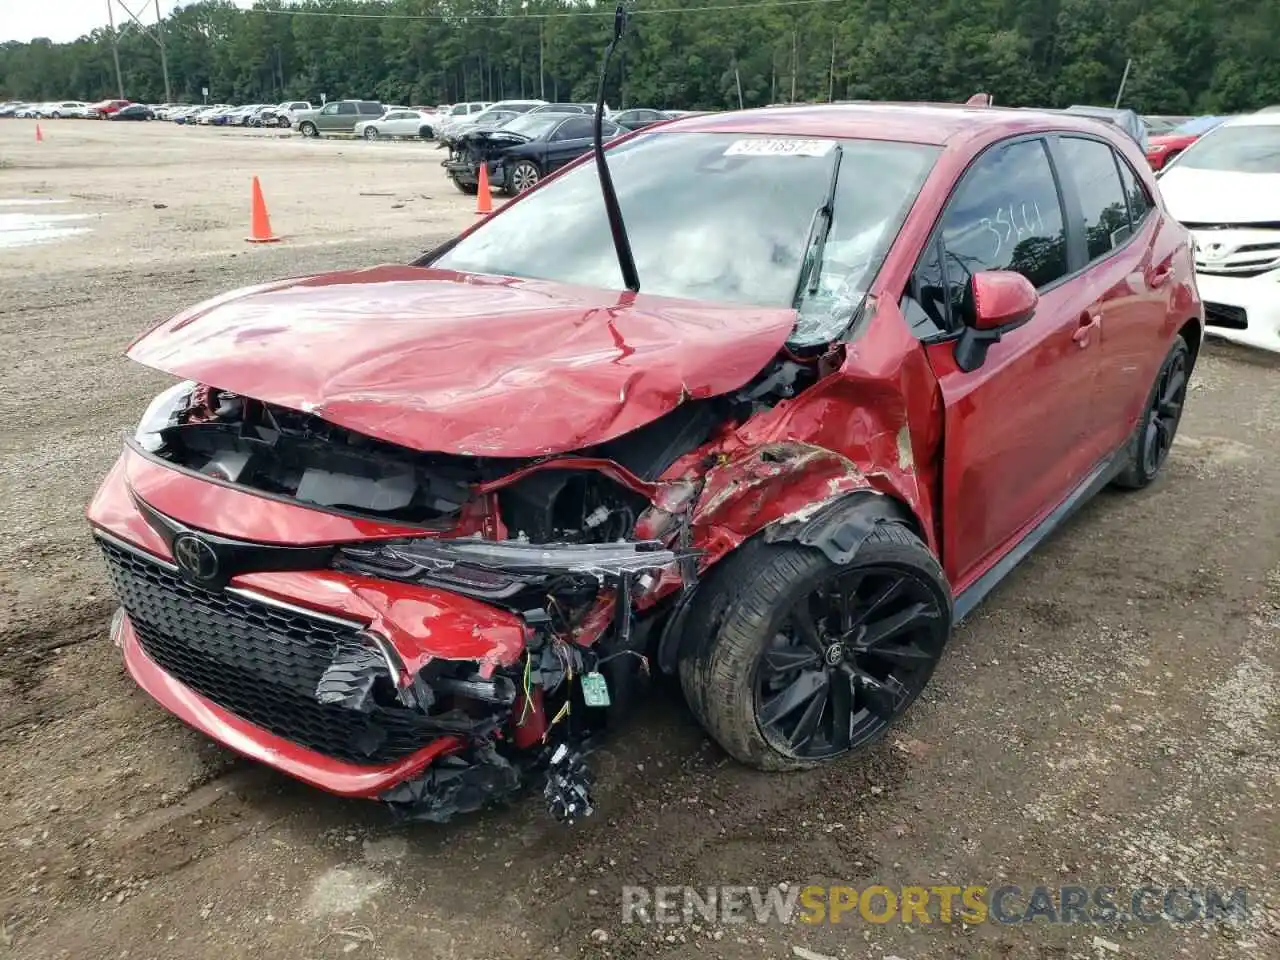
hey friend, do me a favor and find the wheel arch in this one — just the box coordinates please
[1177,316,1202,369]
[654,489,928,674]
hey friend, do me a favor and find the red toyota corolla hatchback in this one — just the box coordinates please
[88,103,1202,822]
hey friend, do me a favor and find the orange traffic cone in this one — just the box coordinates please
[246,176,280,243]
[475,163,493,216]
[35,124,43,143]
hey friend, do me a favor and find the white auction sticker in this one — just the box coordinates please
[723,137,836,157]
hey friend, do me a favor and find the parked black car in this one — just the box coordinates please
[109,104,155,121]
[610,108,672,131]
[443,112,621,196]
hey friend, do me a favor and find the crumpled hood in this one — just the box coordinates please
[457,128,530,149]
[127,265,796,457]
[1158,167,1280,224]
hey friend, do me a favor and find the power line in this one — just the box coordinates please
[247,0,844,22]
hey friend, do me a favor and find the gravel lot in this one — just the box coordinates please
[0,120,1277,960]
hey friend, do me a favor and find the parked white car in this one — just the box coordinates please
[353,108,436,140]
[439,99,547,144]
[1158,110,1280,354]
[435,101,492,140]
[43,101,89,118]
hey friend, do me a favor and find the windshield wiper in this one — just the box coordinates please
[592,3,640,292]
[791,144,844,308]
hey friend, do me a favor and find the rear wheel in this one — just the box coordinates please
[505,160,540,196]
[679,522,951,770]
[1113,335,1190,490]
[419,125,434,140]
[450,176,479,196]
[278,116,291,128]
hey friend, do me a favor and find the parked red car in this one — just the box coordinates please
[1146,115,1229,170]
[86,99,131,119]
[87,102,1202,823]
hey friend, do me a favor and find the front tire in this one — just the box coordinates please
[679,521,951,771]
[505,160,540,196]
[1112,335,1190,490]
[299,121,317,138]
[363,126,378,140]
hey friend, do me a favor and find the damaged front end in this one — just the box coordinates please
[441,129,529,190]
[116,380,729,822]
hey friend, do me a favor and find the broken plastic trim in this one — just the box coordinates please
[381,743,521,823]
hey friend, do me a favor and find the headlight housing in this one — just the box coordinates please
[338,538,688,603]
[134,380,197,452]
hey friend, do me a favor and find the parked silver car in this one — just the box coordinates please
[293,100,384,137]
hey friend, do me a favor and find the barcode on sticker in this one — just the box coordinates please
[724,137,835,158]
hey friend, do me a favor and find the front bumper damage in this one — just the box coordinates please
[89,447,689,823]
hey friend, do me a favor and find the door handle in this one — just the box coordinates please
[1073,312,1101,348]
[1146,262,1173,289]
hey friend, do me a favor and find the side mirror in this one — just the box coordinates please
[971,270,1038,330]
[954,270,1038,372]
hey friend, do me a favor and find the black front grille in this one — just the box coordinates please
[97,536,443,765]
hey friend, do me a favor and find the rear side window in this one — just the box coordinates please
[358,102,382,114]
[337,102,357,115]
[1058,137,1133,261]
[553,117,594,141]
[1116,158,1152,232]
[940,138,1069,297]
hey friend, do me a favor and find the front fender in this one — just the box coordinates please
[689,440,878,563]
[653,442,921,673]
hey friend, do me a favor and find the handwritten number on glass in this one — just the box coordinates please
[978,201,1047,263]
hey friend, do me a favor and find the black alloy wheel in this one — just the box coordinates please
[1114,335,1190,489]
[754,564,948,760]
[679,521,953,770]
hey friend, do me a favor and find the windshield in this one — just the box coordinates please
[499,114,560,138]
[1176,124,1280,173]
[1172,115,1226,136]
[432,132,938,345]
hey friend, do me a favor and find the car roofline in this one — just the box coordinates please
[647,101,1152,147]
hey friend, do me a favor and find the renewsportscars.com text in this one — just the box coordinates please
[621,884,1249,926]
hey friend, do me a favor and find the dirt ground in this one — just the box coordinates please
[0,119,1277,960]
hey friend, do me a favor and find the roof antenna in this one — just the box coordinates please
[593,2,640,293]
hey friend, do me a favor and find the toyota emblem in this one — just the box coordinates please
[172,533,219,582]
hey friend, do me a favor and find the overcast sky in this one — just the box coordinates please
[2,1,255,44]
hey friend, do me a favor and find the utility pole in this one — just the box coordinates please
[538,19,545,99]
[115,1,172,103]
[790,28,797,102]
[1113,58,1133,108]
[734,65,744,110]
[828,32,836,102]
[106,1,125,99]
[153,0,172,104]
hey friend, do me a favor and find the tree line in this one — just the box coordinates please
[2,0,1278,115]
